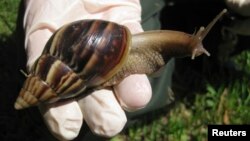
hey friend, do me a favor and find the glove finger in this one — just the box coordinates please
[39,100,83,141]
[78,89,127,137]
[114,74,152,112]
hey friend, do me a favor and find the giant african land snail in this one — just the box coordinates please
[14,9,227,110]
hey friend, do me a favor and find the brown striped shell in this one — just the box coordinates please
[15,20,131,109]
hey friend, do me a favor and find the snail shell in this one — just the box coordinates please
[15,20,131,109]
[15,9,227,110]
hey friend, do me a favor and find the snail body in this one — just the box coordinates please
[15,9,227,110]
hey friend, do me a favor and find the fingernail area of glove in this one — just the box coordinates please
[41,101,83,141]
[62,119,83,138]
[114,74,152,111]
[78,90,127,137]
[51,119,83,141]
[91,110,127,137]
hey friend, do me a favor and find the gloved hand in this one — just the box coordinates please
[24,0,152,140]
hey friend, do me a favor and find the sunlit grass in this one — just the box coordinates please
[0,0,19,38]
[112,84,250,141]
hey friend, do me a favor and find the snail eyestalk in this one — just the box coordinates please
[191,9,228,59]
[200,9,227,41]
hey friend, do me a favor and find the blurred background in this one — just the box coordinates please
[0,0,249,141]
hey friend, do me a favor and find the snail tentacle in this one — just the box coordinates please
[200,9,227,41]
[190,9,227,59]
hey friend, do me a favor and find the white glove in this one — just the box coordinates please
[24,0,152,140]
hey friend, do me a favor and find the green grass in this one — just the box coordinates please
[111,51,250,141]
[0,0,19,41]
[1,1,249,141]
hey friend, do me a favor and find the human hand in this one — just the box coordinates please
[23,0,151,140]
[39,74,151,140]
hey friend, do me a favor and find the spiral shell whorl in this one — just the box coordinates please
[14,76,55,109]
[15,55,86,109]
[43,20,131,86]
[15,20,131,109]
